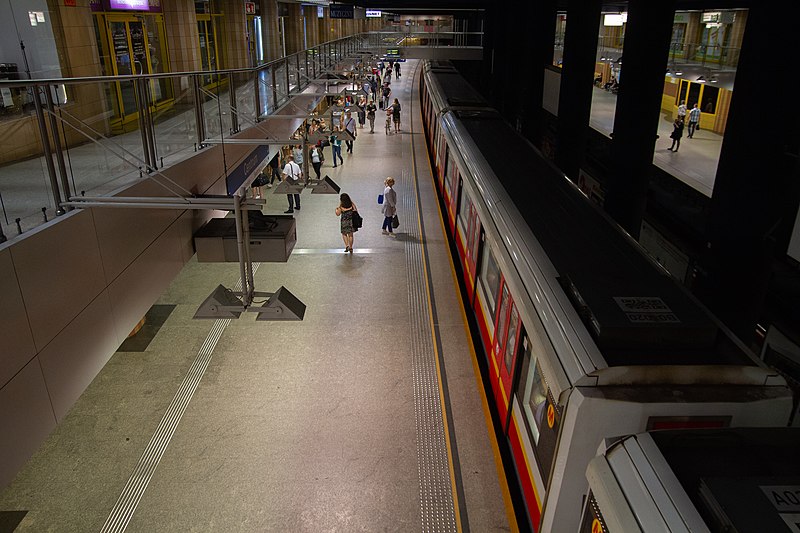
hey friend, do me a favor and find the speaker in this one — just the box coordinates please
[256,286,306,321]
[194,284,243,319]
[311,175,340,194]
[273,180,304,194]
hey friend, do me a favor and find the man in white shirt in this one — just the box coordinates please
[282,154,303,213]
[343,111,357,154]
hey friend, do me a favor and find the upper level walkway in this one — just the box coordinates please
[0,59,512,532]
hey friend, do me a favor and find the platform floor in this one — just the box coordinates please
[0,60,513,532]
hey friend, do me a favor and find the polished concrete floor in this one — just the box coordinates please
[0,60,511,532]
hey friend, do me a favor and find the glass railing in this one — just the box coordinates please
[0,28,483,242]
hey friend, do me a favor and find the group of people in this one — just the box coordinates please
[335,177,397,253]
[668,100,702,152]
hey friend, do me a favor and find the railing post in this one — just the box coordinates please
[254,69,262,121]
[135,79,152,170]
[142,79,157,169]
[228,72,239,133]
[192,75,206,147]
[32,84,64,215]
[285,57,290,96]
[43,85,71,212]
[304,51,309,89]
[295,53,301,90]
[271,66,278,111]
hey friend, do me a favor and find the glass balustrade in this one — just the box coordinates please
[0,30,483,241]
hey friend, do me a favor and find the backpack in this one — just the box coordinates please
[382,87,390,97]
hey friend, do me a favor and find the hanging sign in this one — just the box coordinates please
[244,2,255,15]
[330,4,354,19]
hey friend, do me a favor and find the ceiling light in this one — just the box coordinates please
[696,75,706,83]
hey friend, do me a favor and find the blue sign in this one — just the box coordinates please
[226,144,269,196]
[330,3,353,19]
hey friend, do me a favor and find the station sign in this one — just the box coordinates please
[366,10,382,18]
[330,4,354,19]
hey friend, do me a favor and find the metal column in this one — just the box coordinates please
[141,79,157,169]
[228,73,239,133]
[43,85,71,212]
[31,84,64,215]
[271,66,278,110]
[254,69,262,121]
[192,75,206,148]
[135,79,152,169]
[284,57,290,97]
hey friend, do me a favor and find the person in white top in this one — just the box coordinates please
[282,154,303,213]
[343,111,357,154]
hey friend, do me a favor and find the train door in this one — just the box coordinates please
[456,185,481,302]
[492,279,523,422]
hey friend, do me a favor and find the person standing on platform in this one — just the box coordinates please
[677,100,687,122]
[330,129,344,167]
[335,193,358,253]
[310,144,323,179]
[391,98,402,133]
[344,111,357,154]
[292,145,304,167]
[370,77,378,103]
[668,117,685,152]
[366,100,377,133]
[687,103,701,138]
[266,153,281,188]
[378,60,384,78]
[357,95,367,129]
[394,61,401,79]
[381,83,392,110]
[383,68,392,85]
[381,177,397,236]
[282,154,303,213]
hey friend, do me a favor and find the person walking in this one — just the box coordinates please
[394,61,401,79]
[668,117,685,152]
[677,100,687,122]
[381,177,397,236]
[391,98,402,133]
[378,60,384,78]
[370,76,378,102]
[309,144,324,179]
[264,153,281,188]
[335,193,358,253]
[366,100,377,133]
[330,129,344,167]
[282,154,303,213]
[381,83,391,110]
[343,111,357,154]
[687,103,701,138]
[357,95,367,129]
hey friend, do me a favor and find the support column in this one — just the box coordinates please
[284,4,304,55]
[553,0,601,182]
[260,0,281,61]
[524,0,557,146]
[218,0,249,69]
[162,0,202,74]
[693,4,800,340]
[603,0,676,238]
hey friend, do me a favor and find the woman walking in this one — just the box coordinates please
[668,117,684,152]
[381,177,397,236]
[310,144,324,179]
[335,193,358,253]
[330,129,344,167]
[366,100,377,133]
[391,98,402,133]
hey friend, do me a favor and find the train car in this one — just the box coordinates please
[419,61,795,532]
[581,428,800,532]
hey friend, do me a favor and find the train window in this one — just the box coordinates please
[496,284,511,347]
[504,305,519,374]
[479,247,501,319]
[458,183,469,228]
[522,356,548,444]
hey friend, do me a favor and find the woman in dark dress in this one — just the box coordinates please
[669,118,684,152]
[335,193,358,253]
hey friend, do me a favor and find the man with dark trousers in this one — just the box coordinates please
[282,154,303,213]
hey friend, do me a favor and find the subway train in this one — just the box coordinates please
[419,60,795,532]
[581,427,800,532]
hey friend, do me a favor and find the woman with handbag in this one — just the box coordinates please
[381,177,397,236]
[335,193,359,253]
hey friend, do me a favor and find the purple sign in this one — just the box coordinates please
[108,0,150,10]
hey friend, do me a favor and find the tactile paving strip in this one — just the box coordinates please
[400,135,458,530]
[100,266,258,533]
